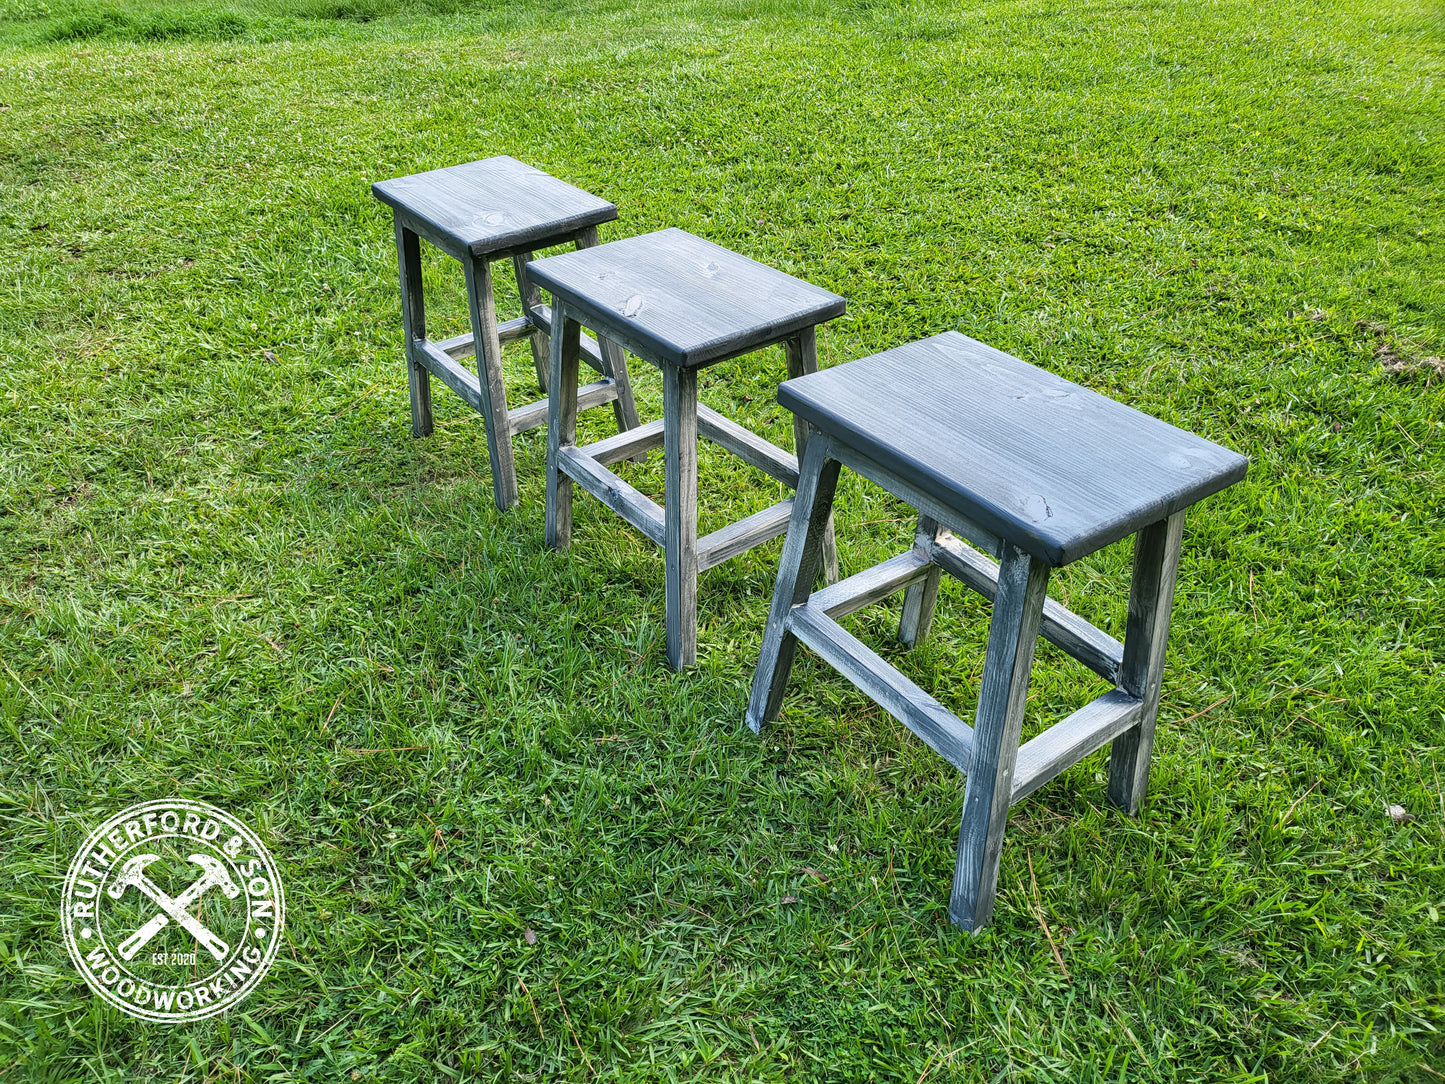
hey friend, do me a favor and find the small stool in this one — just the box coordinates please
[746,332,1248,931]
[525,228,846,670]
[372,156,642,511]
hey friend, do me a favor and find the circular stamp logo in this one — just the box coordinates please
[61,799,285,1023]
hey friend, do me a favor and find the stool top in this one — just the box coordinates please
[779,332,1248,566]
[371,156,617,259]
[525,228,845,368]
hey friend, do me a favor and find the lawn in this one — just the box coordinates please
[0,0,1441,1079]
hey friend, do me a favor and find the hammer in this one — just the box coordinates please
[110,853,241,962]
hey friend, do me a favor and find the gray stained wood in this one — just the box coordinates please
[524,228,846,369]
[951,543,1050,931]
[372,156,617,261]
[778,331,1248,566]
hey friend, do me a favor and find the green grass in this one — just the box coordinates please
[0,0,1442,1078]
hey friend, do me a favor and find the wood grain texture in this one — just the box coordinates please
[664,366,700,670]
[809,549,932,620]
[545,305,582,551]
[372,156,617,260]
[1108,510,1186,814]
[697,499,794,572]
[512,251,550,392]
[576,224,643,440]
[951,543,1050,933]
[746,437,844,730]
[580,419,665,466]
[525,228,845,369]
[556,446,666,547]
[394,222,433,438]
[784,329,839,585]
[929,532,1124,684]
[696,404,799,488]
[898,514,943,648]
[828,440,1004,561]
[463,253,519,511]
[789,602,975,773]
[778,332,1249,565]
[1012,689,1143,805]
[507,377,617,435]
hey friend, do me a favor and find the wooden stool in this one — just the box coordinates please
[746,332,1248,931]
[525,228,846,669]
[372,156,641,511]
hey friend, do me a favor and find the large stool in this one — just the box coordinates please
[372,156,642,511]
[525,228,846,669]
[746,332,1248,931]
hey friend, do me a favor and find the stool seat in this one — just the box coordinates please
[527,228,845,368]
[778,332,1248,566]
[372,156,617,261]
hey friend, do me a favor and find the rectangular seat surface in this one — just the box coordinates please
[778,332,1248,565]
[371,156,617,258]
[524,228,846,368]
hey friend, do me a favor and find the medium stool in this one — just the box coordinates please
[372,156,642,511]
[746,331,1248,931]
[524,228,846,669]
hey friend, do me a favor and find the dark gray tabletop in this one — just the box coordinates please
[371,156,617,258]
[778,332,1248,565]
[524,228,846,369]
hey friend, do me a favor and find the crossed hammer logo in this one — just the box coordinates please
[107,853,242,962]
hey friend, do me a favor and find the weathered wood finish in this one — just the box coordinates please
[898,514,943,648]
[778,332,1249,565]
[557,445,666,547]
[577,225,643,441]
[580,419,665,466]
[791,602,974,773]
[747,335,1247,932]
[512,251,550,392]
[951,544,1050,932]
[464,253,520,511]
[664,366,701,670]
[929,532,1124,684]
[746,436,844,731]
[696,404,800,488]
[545,304,581,551]
[697,499,795,572]
[372,156,618,260]
[1108,510,1187,814]
[784,327,839,585]
[376,159,641,511]
[1012,689,1143,805]
[526,228,846,369]
[415,338,618,436]
[395,223,433,438]
[532,228,845,669]
[810,549,931,620]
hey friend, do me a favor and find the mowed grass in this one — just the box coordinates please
[0,0,1442,1079]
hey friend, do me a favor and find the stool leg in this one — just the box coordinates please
[664,366,700,670]
[545,304,582,551]
[463,254,520,512]
[784,328,839,585]
[1108,510,1186,815]
[951,543,1050,932]
[394,221,432,438]
[899,514,943,648]
[512,251,549,394]
[577,226,642,438]
[746,434,843,731]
